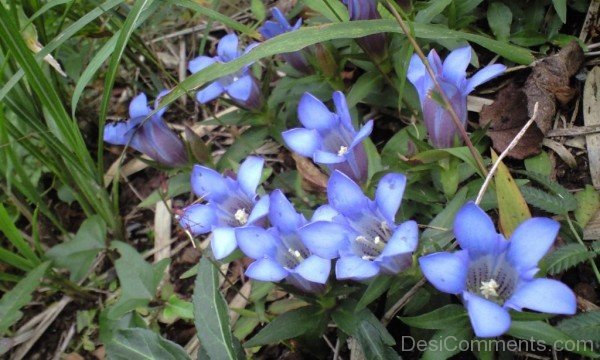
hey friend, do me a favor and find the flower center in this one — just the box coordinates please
[466,255,518,304]
[232,76,239,82]
[354,221,392,260]
[234,208,249,225]
[479,279,500,299]
[337,145,349,156]
[282,247,307,269]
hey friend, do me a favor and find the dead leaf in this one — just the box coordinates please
[480,41,584,159]
[291,152,328,191]
[584,66,600,188]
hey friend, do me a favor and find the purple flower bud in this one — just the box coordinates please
[342,0,387,59]
[189,34,263,110]
[419,202,576,337]
[282,91,372,184]
[103,92,188,167]
[407,46,506,148]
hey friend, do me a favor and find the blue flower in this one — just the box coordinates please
[177,156,269,259]
[237,190,334,292]
[419,202,576,338]
[189,34,262,110]
[259,8,311,73]
[282,91,373,184]
[407,46,506,148]
[342,0,386,59]
[300,170,418,281]
[103,91,188,167]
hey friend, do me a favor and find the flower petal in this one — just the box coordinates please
[332,91,352,128]
[103,118,140,146]
[454,202,499,257]
[335,255,380,280]
[442,46,471,88]
[217,33,240,62]
[211,227,238,260]
[349,120,374,148]
[464,63,506,95]
[129,93,150,119]
[407,54,427,101]
[419,251,468,294]
[463,292,511,338]
[269,190,304,233]
[375,173,406,224]
[272,7,291,28]
[225,74,253,102]
[281,128,320,158]
[247,195,270,225]
[297,92,336,130]
[294,255,331,284]
[327,171,368,218]
[299,221,349,259]
[246,258,288,282]
[237,156,264,198]
[506,217,560,271]
[505,278,576,315]
[236,226,278,259]
[188,56,217,74]
[311,205,339,222]
[191,165,228,202]
[427,49,443,75]
[314,150,345,164]
[380,220,418,257]
[196,81,225,103]
[259,21,284,39]
[178,204,217,236]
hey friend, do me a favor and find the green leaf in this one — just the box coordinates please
[552,0,567,23]
[356,275,394,312]
[487,2,512,41]
[106,328,190,360]
[508,321,597,357]
[107,242,170,319]
[193,257,242,359]
[575,185,600,226]
[545,243,595,275]
[46,215,106,282]
[139,173,191,208]
[244,305,326,347]
[346,71,383,107]
[303,0,348,22]
[422,325,472,360]
[0,202,38,265]
[415,0,453,24]
[421,186,468,251]
[356,320,401,359]
[400,304,469,330]
[0,261,50,335]
[518,171,578,211]
[493,151,531,236]
[250,0,266,21]
[524,151,552,178]
[557,310,600,342]
[171,0,259,35]
[216,127,269,171]
[520,186,571,215]
[163,295,194,321]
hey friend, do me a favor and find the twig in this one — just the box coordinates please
[381,278,427,326]
[333,338,341,360]
[474,102,539,205]
[384,0,488,177]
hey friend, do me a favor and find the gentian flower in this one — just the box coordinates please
[300,170,418,281]
[419,202,576,337]
[189,34,262,110]
[282,91,373,184]
[259,8,311,74]
[104,91,188,167]
[237,190,335,293]
[177,156,269,260]
[342,0,387,59]
[407,46,506,148]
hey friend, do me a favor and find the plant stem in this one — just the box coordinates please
[566,215,600,284]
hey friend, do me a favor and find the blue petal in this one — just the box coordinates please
[189,56,217,74]
[191,165,228,202]
[454,202,499,257]
[407,54,427,101]
[259,21,284,39]
[314,150,345,164]
[269,190,304,234]
[294,255,331,284]
[349,120,374,148]
[375,173,406,224]
[178,204,217,236]
[380,220,418,257]
[281,128,320,158]
[297,92,336,131]
[217,33,240,62]
[247,195,270,225]
[153,90,170,118]
[129,93,150,119]
[464,63,506,95]
[311,205,339,222]
[246,257,288,282]
[505,278,576,315]
[298,221,349,259]
[427,49,443,75]
[103,119,139,146]
[272,7,291,28]
[442,46,471,88]
[506,217,560,271]
[236,226,278,259]
[332,91,352,129]
[226,74,253,102]
[419,251,468,294]
[335,255,380,280]
[327,171,368,218]
[463,292,511,337]
[237,156,264,198]
[212,227,238,260]
[196,81,225,103]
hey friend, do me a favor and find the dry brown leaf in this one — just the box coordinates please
[480,41,584,159]
[291,152,328,191]
[584,66,600,188]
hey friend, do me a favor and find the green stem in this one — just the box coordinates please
[566,215,600,284]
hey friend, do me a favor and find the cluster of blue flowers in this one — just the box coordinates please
[103,5,577,339]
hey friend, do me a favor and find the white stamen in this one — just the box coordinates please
[288,248,304,261]
[233,76,239,82]
[480,279,500,299]
[337,145,349,156]
[374,236,381,244]
[234,208,249,225]
[362,255,376,261]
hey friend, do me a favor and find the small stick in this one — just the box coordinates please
[474,102,539,205]
[381,278,427,326]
